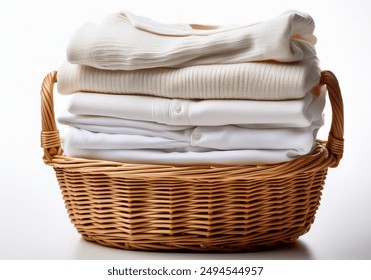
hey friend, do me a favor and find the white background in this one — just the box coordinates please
[0,0,370,261]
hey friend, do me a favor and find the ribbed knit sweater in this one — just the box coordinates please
[66,10,317,70]
[58,59,321,100]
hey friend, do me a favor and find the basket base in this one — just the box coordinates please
[80,231,306,253]
[54,146,328,253]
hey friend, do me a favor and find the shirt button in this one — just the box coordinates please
[175,106,182,113]
[192,131,202,141]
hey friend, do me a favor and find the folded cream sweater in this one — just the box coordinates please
[66,10,317,70]
[58,59,321,100]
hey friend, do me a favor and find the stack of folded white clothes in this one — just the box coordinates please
[57,10,326,165]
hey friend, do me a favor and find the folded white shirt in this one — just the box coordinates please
[58,110,322,132]
[63,145,319,166]
[62,127,211,152]
[66,92,326,127]
[61,113,320,142]
[58,113,192,131]
[66,10,317,70]
[62,122,322,152]
[57,59,321,100]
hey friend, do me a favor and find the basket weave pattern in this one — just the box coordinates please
[41,71,344,252]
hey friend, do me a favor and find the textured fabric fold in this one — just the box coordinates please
[66,10,317,70]
[57,59,321,100]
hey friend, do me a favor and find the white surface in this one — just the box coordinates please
[0,0,370,260]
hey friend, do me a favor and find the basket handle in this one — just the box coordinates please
[320,70,344,167]
[41,71,62,163]
[40,70,344,167]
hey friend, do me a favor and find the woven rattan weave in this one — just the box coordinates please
[41,71,344,252]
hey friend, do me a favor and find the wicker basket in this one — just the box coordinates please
[40,70,344,252]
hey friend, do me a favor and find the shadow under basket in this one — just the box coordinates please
[40,71,344,252]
